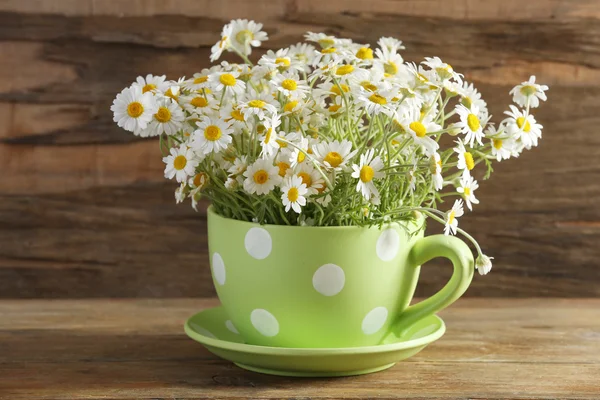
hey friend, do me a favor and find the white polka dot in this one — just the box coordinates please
[192,324,216,338]
[225,320,239,334]
[362,306,388,335]
[312,263,345,296]
[212,252,226,285]
[376,228,400,261]
[250,309,279,337]
[244,227,272,260]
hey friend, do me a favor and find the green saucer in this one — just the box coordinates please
[184,306,446,377]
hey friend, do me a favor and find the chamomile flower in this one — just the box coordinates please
[423,56,460,82]
[143,96,185,137]
[455,104,486,146]
[183,68,215,92]
[289,138,310,168]
[486,125,518,161]
[133,74,169,94]
[378,37,405,54]
[192,116,234,155]
[210,24,233,61]
[312,139,357,170]
[399,107,441,156]
[219,103,247,130]
[239,90,279,120]
[227,156,248,176]
[259,113,282,158]
[208,71,246,96]
[351,149,385,201]
[292,162,324,195]
[179,93,217,115]
[430,152,443,190]
[243,158,282,195]
[509,75,548,108]
[454,139,475,177]
[288,42,317,68]
[258,49,301,73]
[357,88,393,116]
[459,82,487,113]
[476,254,494,275]
[444,199,464,236]
[305,32,339,49]
[229,19,268,56]
[111,85,158,134]
[281,176,308,213]
[162,145,199,183]
[503,105,543,148]
[456,174,479,211]
[271,72,310,99]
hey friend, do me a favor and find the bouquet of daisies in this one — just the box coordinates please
[111,19,548,275]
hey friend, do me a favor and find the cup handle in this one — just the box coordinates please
[392,234,474,333]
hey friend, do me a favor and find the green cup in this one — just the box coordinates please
[207,207,474,348]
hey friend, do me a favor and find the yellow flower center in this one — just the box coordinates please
[230,109,245,121]
[393,119,405,133]
[409,121,427,137]
[287,187,299,202]
[298,172,312,187]
[154,106,172,123]
[270,58,288,69]
[253,170,269,184]
[360,165,375,183]
[235,29,254,44]
[328,104,342,113]
[318,38,335,48]
[297,151,306,163]
[464,152,475,170]
[193,172,208,188]
[204,125,222,141]
[331,84,350,96]
[467,114,481,132]
[218,35,228,49]
[436,65,453,80]
[360,81,378,92]
[277,162,290,177]
[384,61,398,76]
[464,187,471,196]
[173,155,187,170]
[448,210,456,224]
[264,128,273,143]
[193,76,208,84]
[127,102,144,118]
[281,79,297,91]
[520,85,536,96]
[356,47,373,60]
[142,84,156,93]
[219,73,236,86]
[516,117,531,132]
[324,151,343,168]
[336,65,355,75]
[321,47,337,54]
[248,99,266,109]
[284,100,298,113]
[191,97,208,108]
[493,139,503,149]
[368,93,387,105]
[164,88,178,100]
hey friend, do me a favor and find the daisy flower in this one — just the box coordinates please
[476,254,494,276]
[192,116,234,155]
[258,49,302,73]
[292,162,324,195]
[179,93,217,115]
[162,145,199,183]
[398,107,441,156]
[182,68,215,92]
[229,19,268,56]
[456,174,480,211]
[243,158,282,195]
[378,37,405,54]
[288,42,317,69]
[455,104,486,146]
[430,152,443,190]
[305,32,339,49]
[259,113,282,158]
[312,139,357,170]
[219,103,247,130]
[133,74,169,94]
[289,137,310,169]
[423,56,460,82]
[208,71,246,96]
[210,23,233,61]
[357,87,394,116]
[454,139,475,177]
[239,90,278,120]
[459,82,488,113]
[503,105,543,148]
[227,155,248,176]
[111,85,158,134]
[351,149,385,201]
[509,75,548,108]
[444,199,464,236]
[280,176,308,214]
[486,125,519,161]
[143,96,185,137]
[271,72,310,99]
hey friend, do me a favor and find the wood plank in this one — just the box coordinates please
[0,298,598,399]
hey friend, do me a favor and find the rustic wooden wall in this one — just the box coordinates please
[0,0,598,298]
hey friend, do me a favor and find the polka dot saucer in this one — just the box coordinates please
[184,306,446,377]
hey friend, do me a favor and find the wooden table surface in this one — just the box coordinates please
[1,298,599,399]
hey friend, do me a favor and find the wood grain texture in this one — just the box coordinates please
[0,1,599,297]
[1,298,599,399]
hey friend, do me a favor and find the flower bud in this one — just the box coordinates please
[475,254,493,275]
